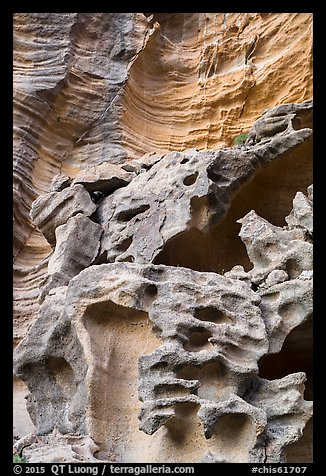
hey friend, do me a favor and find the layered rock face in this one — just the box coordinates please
[13,12,312,342]
[13,13,312,464]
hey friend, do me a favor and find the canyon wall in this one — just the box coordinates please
[13,13,313,463]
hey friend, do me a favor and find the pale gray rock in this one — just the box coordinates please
[235,192,313,353]
[259,278,312,353]
[285,187,313,234]
[246,373,312,463]
[264,269,289,288]
[30,184,96,246]
[238,210,312,285]
[307,184,313,201]
[132,152,166,171]
[96,105,312,265]
[224,265,252,285]
[40,214,103,299]
[17,430,102,463]
[71,162,134,194]
[246,99,312,145]
[298,270,313,281]
[14,287,88,435]
[15,101,313,463]
[50,174,72,192]
[14,262,312,462]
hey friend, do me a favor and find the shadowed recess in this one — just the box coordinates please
[154,136,312,274]
[258,319,313,401]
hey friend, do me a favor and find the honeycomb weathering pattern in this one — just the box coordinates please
[13,13,313,342]
[14,100,313,462]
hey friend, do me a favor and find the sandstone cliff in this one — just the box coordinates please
[13,13,313,464]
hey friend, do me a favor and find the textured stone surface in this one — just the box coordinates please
[30,184,96,247]
[285,186,313,234]
[14,102,313,461]
[14,179,313,463]
[13,13,312,342]
[227,185,313,354]
[41,214,103,299]
[97,103,311,265]
[246,100,312,145]
[13,12,313,464]
[14,430,102,463]
[238,209,312,285]
[71,162,134,194]
[14,260,312,462]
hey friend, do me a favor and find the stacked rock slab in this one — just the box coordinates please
[14,101,313,463]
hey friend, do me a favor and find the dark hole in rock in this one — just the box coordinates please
[92,251,108,265]
[291,110,312,131]
[183,173,199,186]
[90,190,105,203]
[285,258,302,279]
[145,284,158,297]
[81,178,129,195]
[181,158,189,164]
[151,361,169,371]
[154,383,195,397]
[116,237,133,252]
[207,65,215,78]
[258,319,312,400]
[251,283,259,291]
[183,328,213,352]
[154,136,312,274]
[117,204,150,222]
[194,306,232,324]
[207,169,230,186]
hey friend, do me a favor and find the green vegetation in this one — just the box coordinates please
[13,454,27,463]
[233,133,249,146]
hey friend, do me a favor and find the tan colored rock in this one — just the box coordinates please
[97,104,311,266]
[14,258,312,462]
[13,12,313,464]
[13,13,149,339]
[15,430,102,463]
[122,13,312,156]
[13,13,312,341]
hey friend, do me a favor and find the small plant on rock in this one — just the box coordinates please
[13,454,27,463]
[233,133,249,146]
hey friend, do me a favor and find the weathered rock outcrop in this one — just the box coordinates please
[13,431,103,463]
[14,99,313,463]
[13,13,312,343]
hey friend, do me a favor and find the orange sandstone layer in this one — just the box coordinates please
[121,13,312,156]
[13,13,312,342]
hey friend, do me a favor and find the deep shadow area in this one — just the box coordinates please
[285,418,313,463]
[259,319,313,401]
[259,318,313,463]
[154,136,312,274]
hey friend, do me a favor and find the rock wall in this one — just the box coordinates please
[13,13,313,463]
[13,13,312,343]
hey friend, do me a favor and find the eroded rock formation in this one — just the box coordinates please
[14,96,313,462]
[13,13,312,344]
